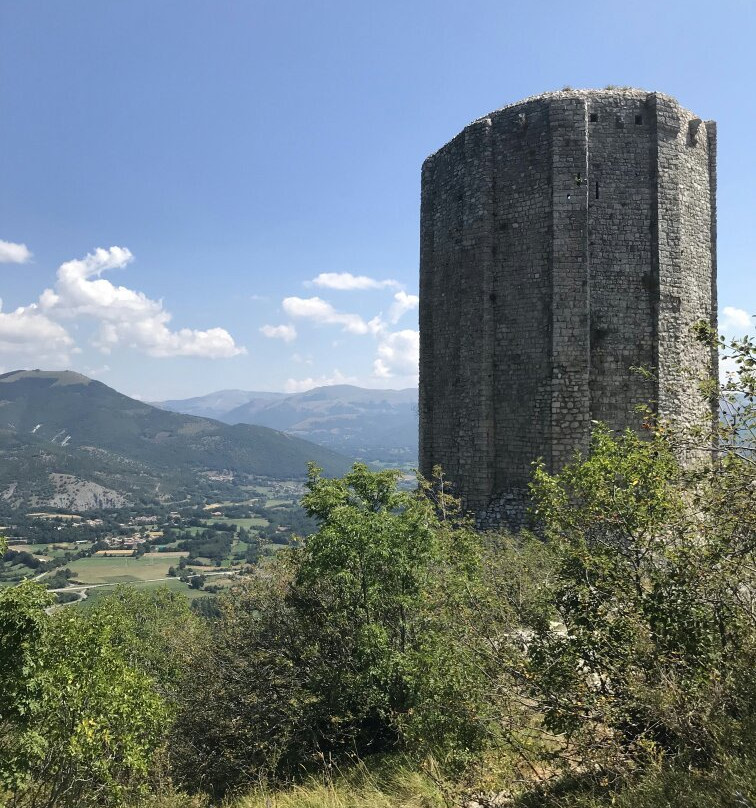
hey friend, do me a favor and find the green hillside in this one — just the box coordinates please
[0,370,352,508]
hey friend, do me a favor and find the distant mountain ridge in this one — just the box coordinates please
[155,384,419,463]
[155,389,285,419]
[0,370,352,510]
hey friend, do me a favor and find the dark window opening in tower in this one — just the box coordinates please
[590,113,599,122]
[595,181,600,199]
[635,114,643,125]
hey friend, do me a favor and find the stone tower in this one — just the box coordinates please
[418,89,717,525]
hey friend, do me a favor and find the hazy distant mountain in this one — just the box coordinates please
[154,389,285,419]
[157,384,419,462]
[0,370,352,510]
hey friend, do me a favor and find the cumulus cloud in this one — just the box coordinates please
[0,299,74,364]
[39,247,245,358]
[373,329,419,379]
[282,296,369,334]
[0,240,33,264]
[388,291,419,323]
[284,368,357,394]
[260,323,297,342]
[721,306,753,335]
[309,272,400,291]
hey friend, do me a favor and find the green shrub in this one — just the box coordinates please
[171,464,494,797]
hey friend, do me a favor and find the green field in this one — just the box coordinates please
[10,542,91,558]
[181,526,205,536]
[207,516,268,530]
[79,577,212,607]
[66,552,188,584]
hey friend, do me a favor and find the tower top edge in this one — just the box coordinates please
[423,88,710,164]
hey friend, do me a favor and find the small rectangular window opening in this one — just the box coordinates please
[590,112,599,122]
[635,114,643,125]
[595,181,600,200]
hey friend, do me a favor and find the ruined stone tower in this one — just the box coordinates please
[418,89,717,525]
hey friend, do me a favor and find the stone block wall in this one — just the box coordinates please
[419,89,717,527]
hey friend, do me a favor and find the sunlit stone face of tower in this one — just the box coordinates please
[418,89,717,526]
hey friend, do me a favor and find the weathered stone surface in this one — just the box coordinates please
[418,89,717,528]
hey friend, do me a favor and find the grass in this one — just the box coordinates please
[233,759,446,808]
[79,577,210,607]
[65,552,187,584]
[205,517,268,529]
[142,755,756,808]
[512,756,756,808]
[13,542,87,556]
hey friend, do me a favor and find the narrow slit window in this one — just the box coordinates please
[595,181,600,199]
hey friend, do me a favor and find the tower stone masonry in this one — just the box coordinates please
[418,89,718,526]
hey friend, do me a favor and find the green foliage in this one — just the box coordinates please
[0,582,53,741]
[171,463,492,798]
[299,464,489,761]
[6,328,756,807]
[0,587,199,807]
[527,422,756,770]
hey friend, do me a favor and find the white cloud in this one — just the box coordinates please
[0,299,74,364]
[39,247,245,359]
[721,306,753,334]
[84,364,111,377]
[260,323,297,342]
[282,296,368,334]
[309,272,400,291]
[367,315,386,335]
[373,329,419,379]
[388,291,419,323]
[284,368,357,394]
[719,306,754,382]
[0,240,32,264]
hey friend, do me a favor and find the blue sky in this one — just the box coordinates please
[1,0,753,399]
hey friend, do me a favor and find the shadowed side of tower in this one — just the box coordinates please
[418,89,717,527]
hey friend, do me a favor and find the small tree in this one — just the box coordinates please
[0,586,196,808]
[172,463,492,797]
[525,328,756,773]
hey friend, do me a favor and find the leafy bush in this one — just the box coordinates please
[171,464,493,798]
[0,587,201,808]
[524,422,756,773]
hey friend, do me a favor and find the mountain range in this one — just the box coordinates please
[155,385,419,462]
[0,370,352,510]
